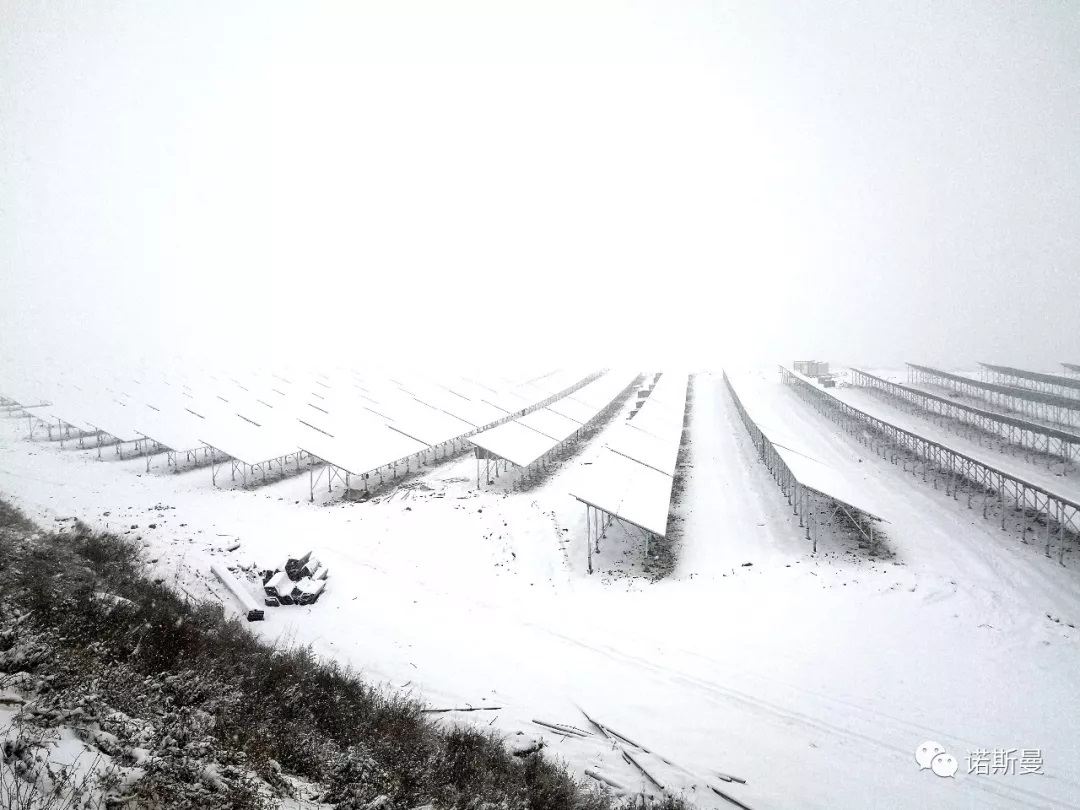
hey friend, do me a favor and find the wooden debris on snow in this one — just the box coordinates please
[580,708,755,810]
[531,719,592,738]
[259,552,331,608]
[284,551,313,581]
[585,767,629,794]
[210,562,264,622]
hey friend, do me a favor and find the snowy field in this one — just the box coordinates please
[2,370,1080,809]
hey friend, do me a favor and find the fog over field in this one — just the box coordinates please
[4,7,1080,809]
[2,1,1079,373]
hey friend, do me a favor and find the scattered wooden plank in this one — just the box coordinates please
[579,708,664,794]
[585,767,629,792]
[715,771,747,785]
[531,719,591,738]
[709,784,755,810]
[586,711,752,806]
[210,562,264,621]
[421,706,503,714]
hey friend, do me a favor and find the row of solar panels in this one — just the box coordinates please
[2,366,596,477]
[468,371,641,468]
[741,369,890,523]
[569,372,690,537]
[908,363,1080,413]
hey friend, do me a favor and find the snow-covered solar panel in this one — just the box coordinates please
[626,408,683,446]
[0,373,51,407]
[47,384,144,442]
[524,369,586,397]
[605,424,677,475]
[546,395,594,423]
[568,372,638,409]
[481,388,533,415]
[379,398,476,446]
[732,373,889,523]
[643,373,689,410]
[517,409,582,443]
[394,379,505,429]
[470,371,636,469]
[469,420,560,468]
[570,449,674,537]
[297,421,429,477]
[571,371,687,539]
[134,406,208,453]
[198,415,301,466]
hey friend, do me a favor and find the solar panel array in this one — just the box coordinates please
[908,363,1080,412]
[467,371,639,469]
[569,372,689,537]
[0,364,599,487]
[978,362,1080,399]
[739,368,891,523]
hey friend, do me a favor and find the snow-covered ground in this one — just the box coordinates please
[2,371,1080,808]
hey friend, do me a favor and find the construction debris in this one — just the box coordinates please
[291,577,326,605]
[210,562,264,622]
[531,719,592,738]
[578,707,755,809]
[263,571,293,601]
[284,551,313,581]
[260,553,330,608]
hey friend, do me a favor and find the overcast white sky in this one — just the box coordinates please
[2,1,1078,374]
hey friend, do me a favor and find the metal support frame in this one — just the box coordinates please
[159,445,214,473]
[1,399,49,420]
[583,501,659,575]
[30,414,99,447]
[306,438,470,504]
[785,366,1080,563]
[209,447,311,489]
[979,363,1080,401]
[908,363,1080,429]
[850,369,1078,477]
[724,372,879,554]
